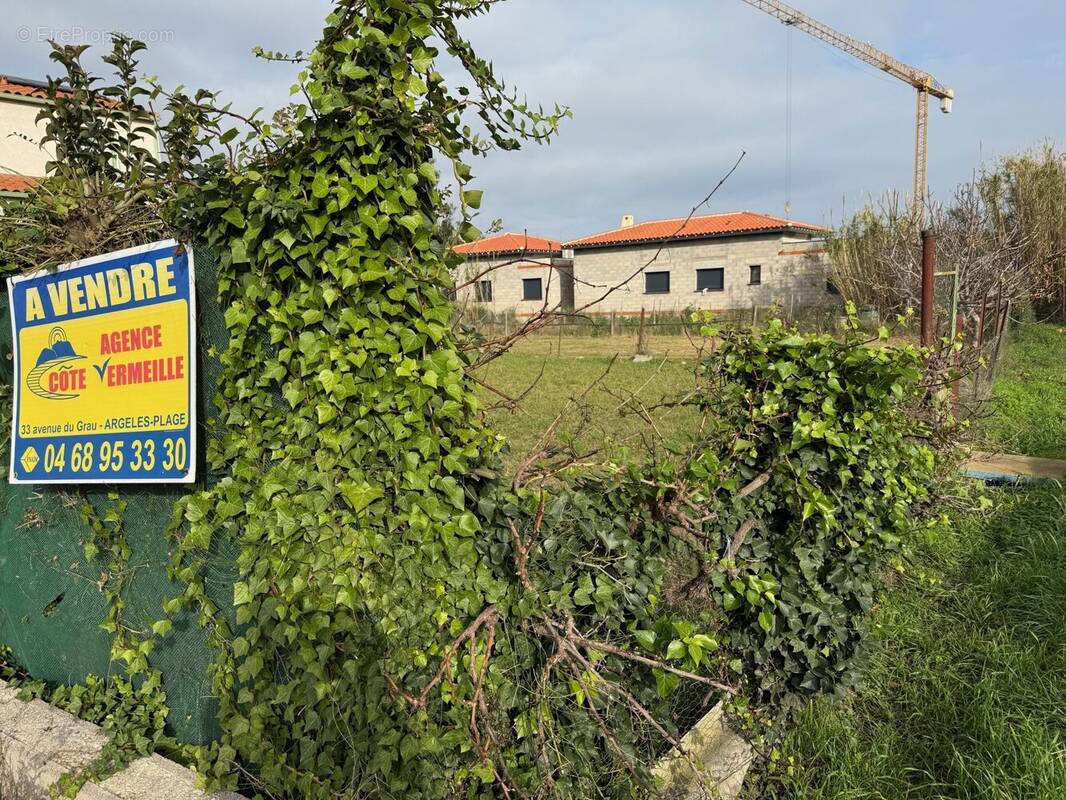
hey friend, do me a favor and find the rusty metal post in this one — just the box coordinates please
[920,229,936,347]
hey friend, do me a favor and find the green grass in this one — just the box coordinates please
[476,334,701,466]
[980,324,1066,459]
[765,324,1066,800]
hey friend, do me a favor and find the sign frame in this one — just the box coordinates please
[7,238,197,484]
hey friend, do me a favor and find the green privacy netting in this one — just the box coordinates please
[0,242,234,744]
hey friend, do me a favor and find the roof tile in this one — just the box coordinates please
[0,76,50,100]
[454,232,562,257]
[0,75,122,108]
[0,174,37,193]
[565,211,827,249]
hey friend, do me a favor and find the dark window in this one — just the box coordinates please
[826,279,841,296]
[749,265,762,286]
[645,271,671,294]
[475,280,492,302]
[695,268,724,292]
[522,277,543,301]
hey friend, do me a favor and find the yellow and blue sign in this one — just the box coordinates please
[7,239,197,484]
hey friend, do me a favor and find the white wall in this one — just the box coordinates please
[0,93,160,181]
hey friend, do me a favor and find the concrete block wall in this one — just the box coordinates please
[569,234,829,315]
[0,679,241,800]
[454,257,573,316]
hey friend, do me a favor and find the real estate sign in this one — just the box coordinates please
[7,239,197,484]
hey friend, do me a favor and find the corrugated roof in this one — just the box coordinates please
[454,232,562,256]
[0,174,37,193]
[565,211,828,249]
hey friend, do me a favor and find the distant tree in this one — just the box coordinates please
[979,143,1066,321]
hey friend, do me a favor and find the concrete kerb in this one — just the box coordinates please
[0,679,242,800]
[653,702,754,800]
[3,673,749,799]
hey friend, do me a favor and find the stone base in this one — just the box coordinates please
[0,680,241,800]
[653,702,753,800]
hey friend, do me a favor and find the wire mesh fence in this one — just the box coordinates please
[462,300,851,343]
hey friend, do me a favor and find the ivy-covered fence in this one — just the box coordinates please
[0,2,958,799]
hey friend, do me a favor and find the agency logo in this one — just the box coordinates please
[26,327,86,400]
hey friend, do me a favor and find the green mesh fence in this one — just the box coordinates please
[0,242,234,744]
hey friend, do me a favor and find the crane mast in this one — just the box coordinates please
[739,0,954,221]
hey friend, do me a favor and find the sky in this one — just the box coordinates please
[4,1,1065,242]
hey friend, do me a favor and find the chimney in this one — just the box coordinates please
[620,214,635,228]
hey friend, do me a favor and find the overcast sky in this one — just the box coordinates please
[5,1,1065,241]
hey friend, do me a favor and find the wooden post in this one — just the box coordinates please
[988,299,1011,390]
[972,293,989,399]
[952,311,964,412]
[636,307,649,357]
[920,230,936,347]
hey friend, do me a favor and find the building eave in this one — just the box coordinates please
[566,226,822,252]
[457,249,561,259]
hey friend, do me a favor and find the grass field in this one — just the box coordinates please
[476,333,702,465]
[980,324,1066,459]
[765,323,1066,800]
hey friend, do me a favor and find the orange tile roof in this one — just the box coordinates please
[0,174,37,193]
[0,76,51,100]
[0,74,122,108]
[454,232,562,256]
[565,211,828,249]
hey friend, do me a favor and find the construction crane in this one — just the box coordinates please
[739,0,954,222]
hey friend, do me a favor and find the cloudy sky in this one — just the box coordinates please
[6,1,1065,241]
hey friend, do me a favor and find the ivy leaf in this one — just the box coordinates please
[634,630,657,651]
[151,619,172,637]
[665,640,686,661]
[352,174,378,195]
[654,669,679,698]
[340,61,370,80]
[304,213,329,237]
[339,481,384,513]
[318,369,338,393]
[462,189,483,210]
[222,207,246,228]
[410,48,433,73]
[312,172,330,198]
[758,610,775,634]
[230,239,249,263]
